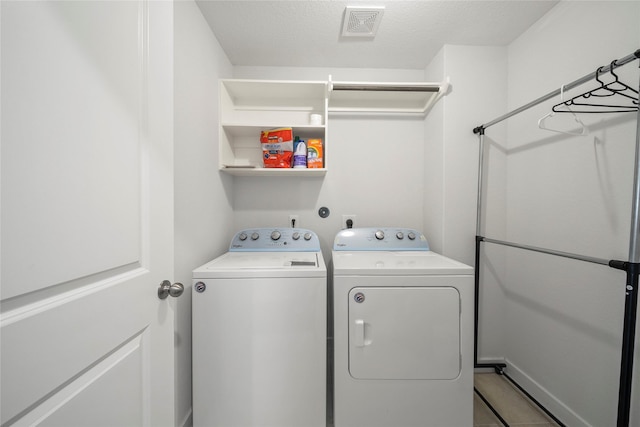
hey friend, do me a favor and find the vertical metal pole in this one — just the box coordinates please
[475,129,486,237]
[628,76,640,264]
[618,267,638,427]
[617,73,640,427]
[474,235,482,367]
[474,128,485,367]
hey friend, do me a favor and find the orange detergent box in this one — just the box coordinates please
[306,138,323,168]
[260,128,293,168]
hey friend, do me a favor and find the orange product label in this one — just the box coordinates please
[260,128,293,168]
[306,139,323,168]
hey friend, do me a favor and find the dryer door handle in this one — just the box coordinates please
[355,319,365,347]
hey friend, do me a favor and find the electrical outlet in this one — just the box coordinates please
[342,214,356,229]
[289,214,299,228]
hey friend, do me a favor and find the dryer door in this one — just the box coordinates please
[348,287,460,380]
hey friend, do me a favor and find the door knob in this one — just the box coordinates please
[158,280,184,299]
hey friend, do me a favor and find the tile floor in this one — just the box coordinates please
[474,373,561,427]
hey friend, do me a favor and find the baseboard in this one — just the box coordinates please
[474,357,506,372]
[505,359,592,427]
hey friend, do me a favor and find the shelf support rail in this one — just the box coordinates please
[472,49,640,427]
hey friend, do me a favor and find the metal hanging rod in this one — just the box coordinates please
[329,82,441,92]
[479,236,615,267]
[473,49,640,134]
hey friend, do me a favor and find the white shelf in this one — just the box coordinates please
[220,167,328,177]
[218,78,449,176]
[222,79,327,108]
[222,124,325,137]
[219,79,328,176]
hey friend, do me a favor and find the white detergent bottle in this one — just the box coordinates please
[293,138,307,168]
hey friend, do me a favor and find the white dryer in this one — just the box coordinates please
[332,228,474,427]
[192,228,326,427]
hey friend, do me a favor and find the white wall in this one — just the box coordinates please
[423,49,446,253]
[174,2,233,426]
[482,2,640,426]
[425,45,509,363]
[425,45,509,265]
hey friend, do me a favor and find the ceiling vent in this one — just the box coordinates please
[341,6,384,38]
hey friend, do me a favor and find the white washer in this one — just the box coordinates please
[332,228,474,427]
[192,228,326,427]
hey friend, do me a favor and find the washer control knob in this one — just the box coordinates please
[251,232,259,240]
[304,232,313,241]
[396,232,404,240]
[238,232,248,241]
[292,232,300,240]
[271,231,281,241]
[408,232,416,240]
[375,230,385,240]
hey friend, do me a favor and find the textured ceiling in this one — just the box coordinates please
[196,0,559,70]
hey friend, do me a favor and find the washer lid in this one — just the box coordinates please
[193,251,327,279]
[332,250,472,276]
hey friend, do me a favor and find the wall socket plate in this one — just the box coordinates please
[342,214,356,228]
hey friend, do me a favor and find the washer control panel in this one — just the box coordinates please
[229,228,320,251]
[333,227,429,251]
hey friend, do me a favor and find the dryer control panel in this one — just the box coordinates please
[229,228,321,252]
[333,227,429,251]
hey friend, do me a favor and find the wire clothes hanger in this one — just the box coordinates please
[552,61,639,113]
[538,85,588,136]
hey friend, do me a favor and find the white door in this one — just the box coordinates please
[1,1,176,426]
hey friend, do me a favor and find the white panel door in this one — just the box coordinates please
[348,287,461,380]
[1,1,175,426]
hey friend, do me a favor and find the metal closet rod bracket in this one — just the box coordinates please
[610,260,631,271]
